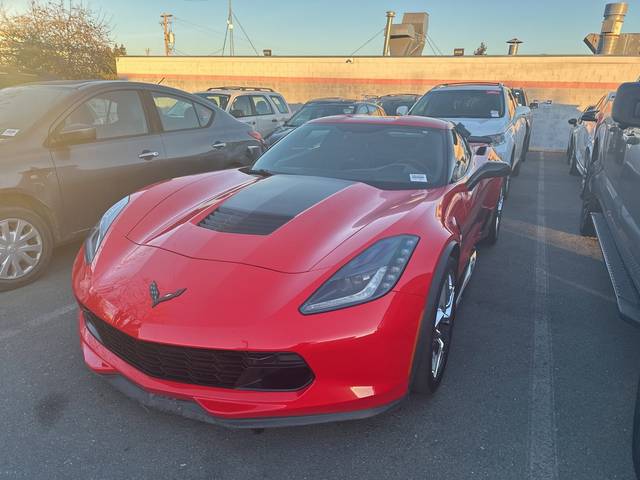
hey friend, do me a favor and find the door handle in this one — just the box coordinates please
[138,150,159,160]
[271,118,278,122]
[212,142,227,150]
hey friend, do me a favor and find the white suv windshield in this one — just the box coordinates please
[412,89,505,119]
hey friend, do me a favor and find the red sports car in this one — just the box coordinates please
[72,115,510,428]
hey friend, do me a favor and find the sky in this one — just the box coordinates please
[2,0,639,56]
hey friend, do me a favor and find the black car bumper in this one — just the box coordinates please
[102,374,404,429]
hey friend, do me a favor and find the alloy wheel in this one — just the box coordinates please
[495,187,505,236]
[432,272,456,380]
[0,218,44,280]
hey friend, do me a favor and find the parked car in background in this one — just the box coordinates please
[72,115,510,428]
[410,83,529,181]
[567,92,615,177]
[264,98,385,147]
[373,93,421,115]
[511,87,536,154]
[194,86,292,137]
[0,80,263,291]
[579,82,640,325]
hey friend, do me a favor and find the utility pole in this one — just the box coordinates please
[160,13,174,56]
[227,0,235,56]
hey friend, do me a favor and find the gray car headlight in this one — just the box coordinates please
[300,235,419,315]
[84,196,129,263]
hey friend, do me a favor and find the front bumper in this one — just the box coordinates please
[77,284,423,427]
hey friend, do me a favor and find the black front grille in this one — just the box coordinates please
[198,206,292,235]
[83,310,313,391]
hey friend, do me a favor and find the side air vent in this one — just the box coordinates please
[198,206,293,235]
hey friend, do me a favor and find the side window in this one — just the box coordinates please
[506,92,516,119]
[269,95,289,114]
[356,104,369,114]
[152,94,200,131]
[62,90,148,140]
[194,103,215,126]
[230,95,253,118]
[451,132,471,182]
[251,95,274,116]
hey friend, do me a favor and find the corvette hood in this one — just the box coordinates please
[127,173,426,273]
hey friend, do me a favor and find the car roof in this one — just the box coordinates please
[379,93,420,98]
[21,80,196,97]
[309,114,451,130]
[306,97,358,105]
[433,83,503,92]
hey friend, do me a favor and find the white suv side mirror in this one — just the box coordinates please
[516,105,531,117]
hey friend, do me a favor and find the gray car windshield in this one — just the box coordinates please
[285,104,357,127]
[412,89,505,119]
[0,85,71,134]
[252,123,447,190]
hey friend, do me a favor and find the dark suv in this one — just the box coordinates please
[264,98,385,147]
[0,80,263,290]
[580,82,640,325]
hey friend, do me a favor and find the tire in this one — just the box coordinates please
[521,130,530,163]
[569,148,579,176]
[0,207,53,291]
[579,197,596,237]
[567,139,574,165]
[411,258,457,394]
[511,148,521,177]
[483,183,506,246]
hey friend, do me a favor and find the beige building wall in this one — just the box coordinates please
[117,55,640,107]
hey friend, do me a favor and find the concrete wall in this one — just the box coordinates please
[117,55,640,108]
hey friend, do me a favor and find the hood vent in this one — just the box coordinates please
[198,206,293,235]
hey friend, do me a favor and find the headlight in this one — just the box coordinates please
[84,196,129,263]
[487,133,506,145]
[300,235,419,314]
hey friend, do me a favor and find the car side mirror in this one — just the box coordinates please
[466,161,511,190]
[230,109,244,118]
[612,82,640,129]
[396,105,409,116]
[568,118,578,126]
[516,105,531,117]
[529,102,538,109]
[580,110,598,122]
[52,124,97,146]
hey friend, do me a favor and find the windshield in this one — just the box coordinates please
[286,104,356,127]
[380,98,417,115]
[0,85,70,135]
[195,93,230,110]
[411,89,505,119]
[252,122,447,189]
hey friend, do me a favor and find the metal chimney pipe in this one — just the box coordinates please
[506,38,523,55]
[597,2,628,54]
[383,11,396,56]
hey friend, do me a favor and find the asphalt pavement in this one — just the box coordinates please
[1,152,639,480]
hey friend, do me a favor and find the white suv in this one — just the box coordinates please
[410,83,529,176]
[195,86,292,137]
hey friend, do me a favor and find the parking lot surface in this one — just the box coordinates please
[1,152,639,480]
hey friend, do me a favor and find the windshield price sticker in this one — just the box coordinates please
[1,128,19,137]
[410,173,428,182]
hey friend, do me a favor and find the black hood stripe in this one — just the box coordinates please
[198,175,353,235]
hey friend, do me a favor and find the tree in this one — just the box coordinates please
[0,1,124,79]
[474,42,488,56]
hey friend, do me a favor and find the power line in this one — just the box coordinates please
[349,28,385,56]
[232,12,259,56]
[173,16,226,36]
[427,34,443,55]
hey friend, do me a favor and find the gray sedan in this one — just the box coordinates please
[0,80,264,290]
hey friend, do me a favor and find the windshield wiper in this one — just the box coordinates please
[243,168,275,177]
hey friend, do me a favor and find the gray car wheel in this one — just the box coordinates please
[0,207,53,291]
